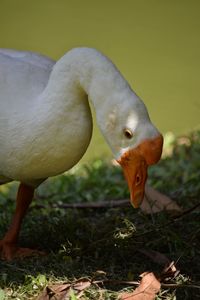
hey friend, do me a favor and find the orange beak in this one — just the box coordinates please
[117,135,163,208]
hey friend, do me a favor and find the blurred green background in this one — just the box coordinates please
[0,0,200,161]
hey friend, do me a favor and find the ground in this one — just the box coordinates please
[0,131,200,299]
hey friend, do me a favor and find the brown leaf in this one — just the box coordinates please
[141,186,182,214]
[48,283,71,294]
[37,283,71,300]
[73,279,91,291]
[119,272,161,300]
[37,279,91,300]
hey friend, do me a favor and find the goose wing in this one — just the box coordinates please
[0,49,55,111]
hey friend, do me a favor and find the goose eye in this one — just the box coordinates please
[124,128,133,139]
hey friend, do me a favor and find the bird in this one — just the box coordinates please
[0,47,163,260]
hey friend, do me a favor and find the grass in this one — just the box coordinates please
[0,131,200,299]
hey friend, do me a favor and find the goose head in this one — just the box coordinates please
[97,88,163,208]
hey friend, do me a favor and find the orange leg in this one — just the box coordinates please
[0,183,44,260]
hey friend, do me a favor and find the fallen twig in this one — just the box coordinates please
[93,279,139,286]
[161,283,200,289]
[93,279,200,290]
[33,199,130,209]
[34,188,200,219]
[172,201,200,220]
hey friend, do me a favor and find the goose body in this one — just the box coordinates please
[0,49,92,186]
[0,47,163,260]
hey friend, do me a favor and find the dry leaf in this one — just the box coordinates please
[48,283,71,294]
[37,283,71,300]
[141,186,182,214]
[73,279,91,291]
[119,272,161,300]
[37,279,91,300]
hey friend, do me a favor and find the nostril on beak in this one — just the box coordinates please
[135,174,141,186]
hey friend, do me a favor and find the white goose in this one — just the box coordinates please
[0,47,163,260]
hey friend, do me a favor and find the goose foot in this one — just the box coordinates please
[0,239,45,261]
